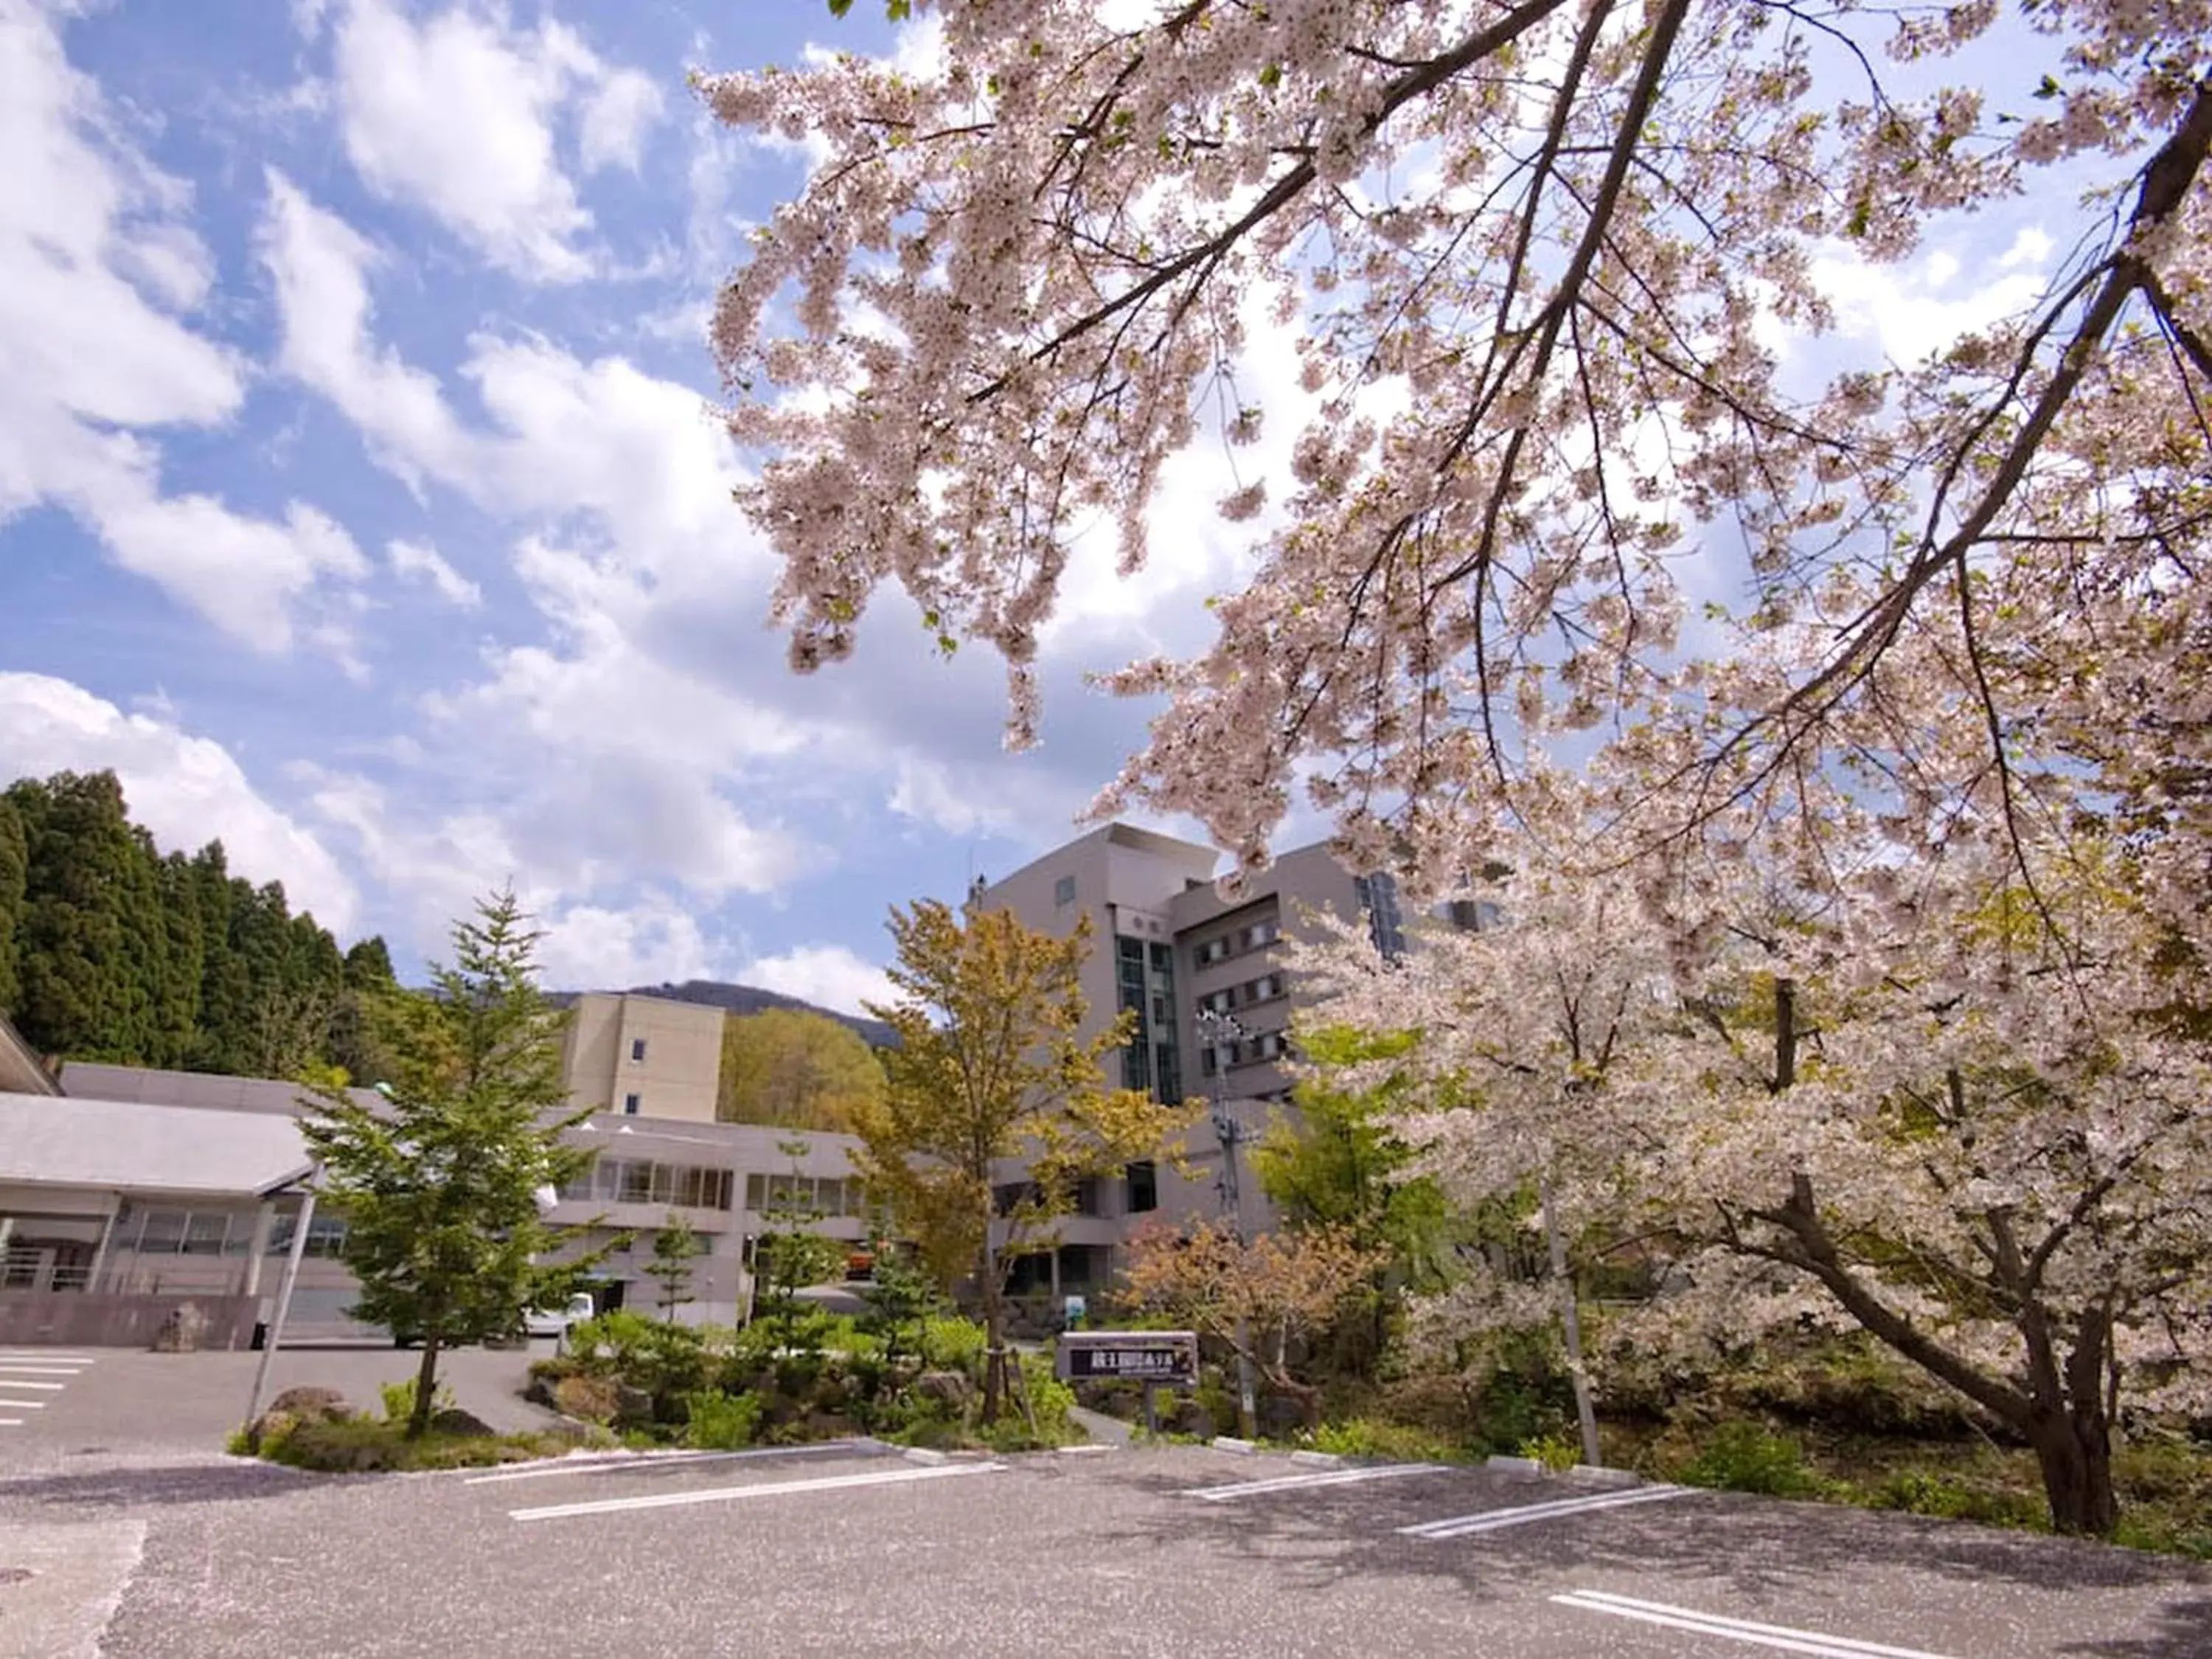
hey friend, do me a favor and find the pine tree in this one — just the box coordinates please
[8,772,145,1060]
[328,936,401,1086]
[187,842,243,1071]
[643,1211,706,1320]
[0,796,25,1020]
[302,888,602,1438]
[151,852,206,1068]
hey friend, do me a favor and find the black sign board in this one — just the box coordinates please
[1055,1330,1199,1388]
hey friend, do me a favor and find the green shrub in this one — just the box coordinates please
[257,1417,588,1472]
[1864,1467,2046,1529]
[917,1315,987,1375]
[1519,1431,1583,1472]
[1677,1421,1822,1498]
[1309,1417,1470,1464]
[683,1390,764,1450]
[379,1377,456,1426]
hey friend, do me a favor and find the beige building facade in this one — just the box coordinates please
[562,992,726,1124]
[975,822,1413,1293]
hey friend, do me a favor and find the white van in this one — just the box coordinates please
[523,1292,597,1344]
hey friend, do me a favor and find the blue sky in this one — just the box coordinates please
[0,0,1246,1010]
[0,0,2065,1011]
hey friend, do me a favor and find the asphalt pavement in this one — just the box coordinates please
[2,1396,2205,1659]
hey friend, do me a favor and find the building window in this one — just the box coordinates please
[631,1037,647,1062]
[1054,874,1077,907]
[182,1213,230,1255]
[1357,872,1408,959]
[623,1092,641,1116]
[1125,1161,1158,1214]
[1197,936,1230,965]
[1242,919,1280,950]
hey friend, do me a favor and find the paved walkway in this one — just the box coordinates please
[1068,1404,1132,1447]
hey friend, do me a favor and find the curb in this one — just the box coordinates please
[1210,1436,1257,1455]
[1562,1463,1644,1488]
[1290,1450,1345,1469]
[1486,1454,1547,1476]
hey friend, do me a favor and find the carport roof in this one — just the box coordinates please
[0,1091,314,1198]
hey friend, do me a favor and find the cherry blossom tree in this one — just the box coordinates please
[1119,1217,1385,1428]
[707,0,2211,888]
[1297,797,2212,1536]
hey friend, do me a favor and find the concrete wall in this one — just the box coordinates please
[563,994,726,1124]
[0,1291,257,1349]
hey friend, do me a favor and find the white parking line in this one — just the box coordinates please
[1401,1483,1689,1538]
[0,1353,98,1362]
[1552,1590,1957,1658]
[0,1380,66,1391]
[466,1441,869,1485]
[0,1363,86,1374]
[1189,1463,1453,1503]
[0,1399,49,1409]
[0,1419,21,1427]
[510,1458,1004,1523]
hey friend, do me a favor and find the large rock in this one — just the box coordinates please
[1169,1400,1217,1440]
[428,1407,498,1438]
[267,1387,352,1425]
[612,1383,655,1429]
[551,1374,621,1425]
[914,1370,974,1411]
[151,1302,211,1353]
[523,1374,557,1409]
[242,1408,298,1454]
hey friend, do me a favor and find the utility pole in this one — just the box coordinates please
[1195,1009,1259,1439]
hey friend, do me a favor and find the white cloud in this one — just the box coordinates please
[386,537,481,608]
[1810,228,2054,366]
[0,672,359,932]
[321,0,657,282]
[0,5,369,654]
[258,171,474,487]
[578,65,664,173]
[538,898,728,991]
[96,495,366,650]
[739,945,895,1018]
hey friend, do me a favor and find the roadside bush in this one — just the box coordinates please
[1518,1431,1582,1472]
[566,1311,713,1402]
[257,1417,594,1472]
[1308,1417,1471,1464]
[917,1315,987,1376]
[683,1390,764,1450]
[976,1357,1079,1453]
[379,1377,456,1426]
[1675,1421,1823,1498]
[1863,1468,2047,1530]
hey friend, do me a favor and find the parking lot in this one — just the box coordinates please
[0,1344,554,1477]
[5,1399,2207,1659]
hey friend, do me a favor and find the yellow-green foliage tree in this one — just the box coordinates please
[716,1006,886,1130]
[853,897,1189,1420]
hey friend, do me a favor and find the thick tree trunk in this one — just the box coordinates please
[406,1337,442,1439]
[2027,1406,2118,1537]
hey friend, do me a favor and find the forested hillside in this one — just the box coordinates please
[0,769,396,1080]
